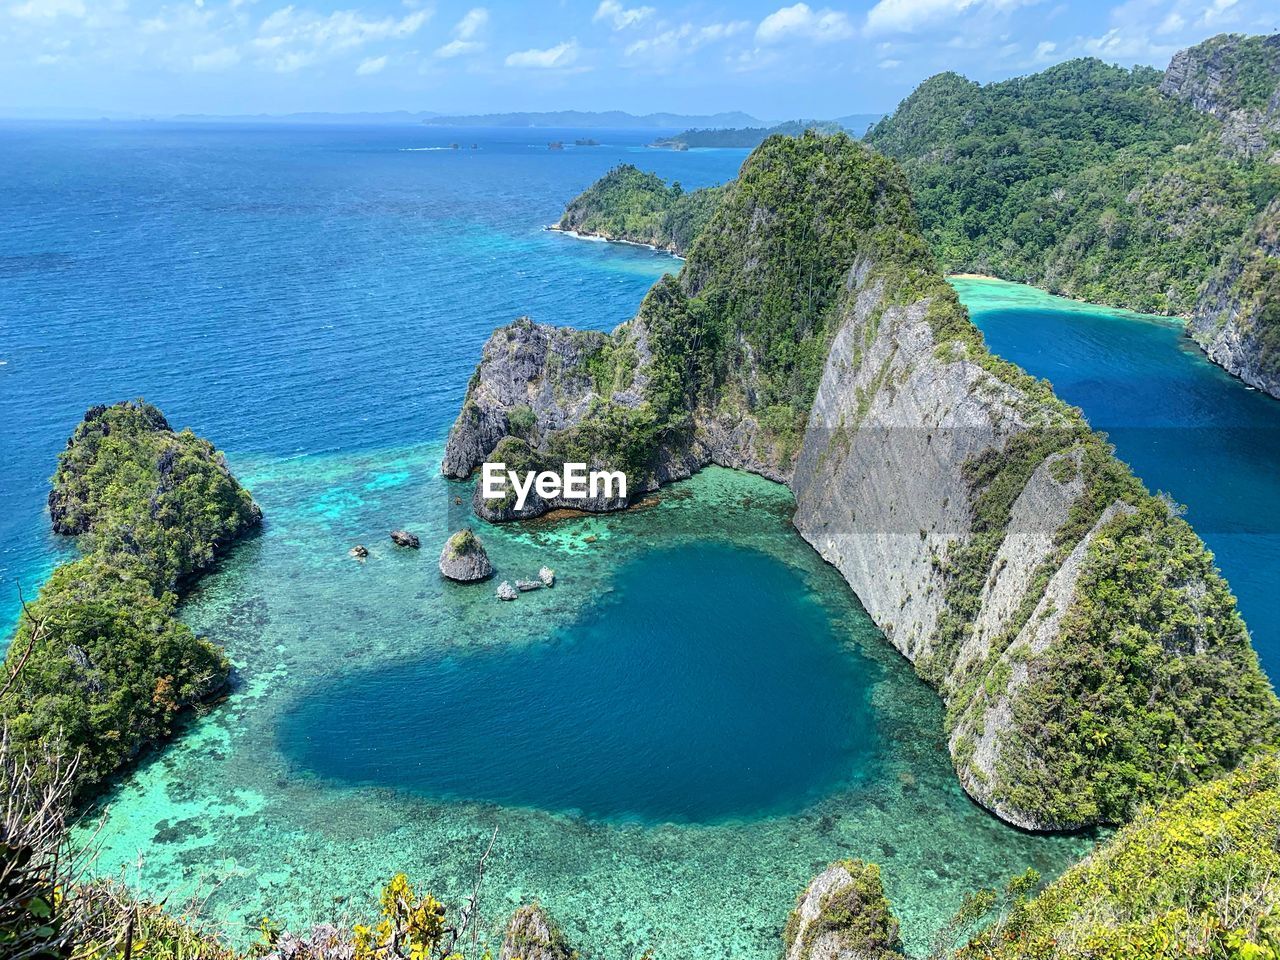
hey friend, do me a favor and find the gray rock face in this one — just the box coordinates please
[539,566,556,587]
[783,861,901,960]
[498,904,574,960]
[515,579,542,592]
[390,529,420,549]
[443,309,794,524]
[497,580,518,601]
[1160,34,1280,161]
[1189,198,1280,399]
[442,318,611,480]
[438,529,493,582]
[349,544,369,559]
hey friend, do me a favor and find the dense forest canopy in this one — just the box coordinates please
[866,55,1280,315]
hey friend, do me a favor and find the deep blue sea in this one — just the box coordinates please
[0,123,734,635]
[3,123,1279,958]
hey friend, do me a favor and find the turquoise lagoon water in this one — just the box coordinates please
[77,458,1089,958]
[2,124,1277,958]
[280,541,879,824]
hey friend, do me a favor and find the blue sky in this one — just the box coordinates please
[1,0,1276,119]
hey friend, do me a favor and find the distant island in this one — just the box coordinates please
[832,113,886,137]
[548,164,724,255]
[422,109,761,129]
[649,119,856,150]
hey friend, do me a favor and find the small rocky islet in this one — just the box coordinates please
[437,528,493,582]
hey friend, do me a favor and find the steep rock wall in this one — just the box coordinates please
[443,132,1280,830]
[1190,198,1280,397]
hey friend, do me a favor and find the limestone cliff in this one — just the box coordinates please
[444,132,1280,830]
[783,860,902,960]
[1190,198,1280,396]
[1160,33,1280,162]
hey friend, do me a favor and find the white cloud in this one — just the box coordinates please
[1200,0,1239,24]
[593,0,654,30]
[435,7,488,57]
[756,3,854,43]
[878,57,901,66]
[435,38,480,57]
[456,7,488,38]
[624,20,749,61]
[355,54,386,74]
[1034,39,1055,57]
[8,0,85,20]
[193,46,242,71]
[1157,11,1185,32]
[864,0,1035,36]
[504,38,578,68]
[250,6,428,72]
[255,7,429,55]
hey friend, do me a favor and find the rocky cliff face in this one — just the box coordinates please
[1190,198,1280,397]
[1160,33,1280,161]
[444,132,1280,830]
[782,860,901,960]
[498,904,576,960]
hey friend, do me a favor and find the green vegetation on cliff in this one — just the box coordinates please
[956,750,1280,959]
[1,401,260,792]
[865,56,1280,315]
[783,859,902,960]
[456,131,1280,827]
[681,131,930,421]
[555,164,724,255]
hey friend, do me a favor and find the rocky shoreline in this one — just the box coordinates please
[544,223,685,258]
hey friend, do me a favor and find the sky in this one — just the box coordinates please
[1,0,1277,120]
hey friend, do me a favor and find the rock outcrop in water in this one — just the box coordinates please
[390,529,420,549]
[4,400,262,794]
[438,529,493,581]
[783,860,901,960]
[1190,198,1280,396]
[444,131,1280,831]
[499,904,575,960]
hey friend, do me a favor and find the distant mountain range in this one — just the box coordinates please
[422,110,762,129]
[833,113,885,137]
[170,111,443,125]
[649,117,884,150]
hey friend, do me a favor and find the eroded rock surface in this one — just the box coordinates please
[438,529,493,582]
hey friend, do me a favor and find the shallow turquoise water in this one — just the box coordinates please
[77,455,1091,959]
[280,541,879,824]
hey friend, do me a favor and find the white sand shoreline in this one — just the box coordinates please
[545,224,685,260]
